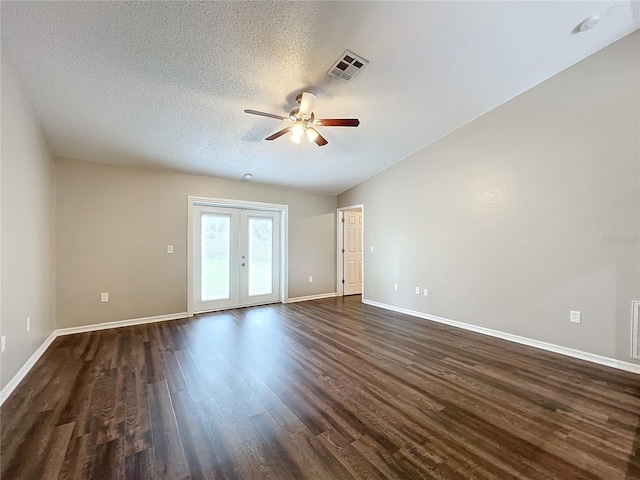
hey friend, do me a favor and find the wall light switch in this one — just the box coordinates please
[1,336,5,354]
[26,317,31,332]
[394,283,399,291]
[167,245,174,254]
[423,289,429,296]
[570,311,581,323]
[370,246,375,253]
[101,292,109,303]
[309,276,313,283]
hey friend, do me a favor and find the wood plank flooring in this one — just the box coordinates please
[2,295,639,479]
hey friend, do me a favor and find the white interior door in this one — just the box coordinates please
[192,205,280,313]
[343,210,363,295]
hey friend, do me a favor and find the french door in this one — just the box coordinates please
[192,205,281,313]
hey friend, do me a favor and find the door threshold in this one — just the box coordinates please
[193,300,281,315]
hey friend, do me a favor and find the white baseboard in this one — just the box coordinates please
[55,312,188,336]
[0,312,188,406]
[363,299,640,375]
[287,292,337,303]
[0,330,58,405]
[5,299,637,407]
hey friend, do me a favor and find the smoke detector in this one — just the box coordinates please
[328,50,368,82]
[578,14,600,32]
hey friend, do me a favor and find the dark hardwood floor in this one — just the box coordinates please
[2,295,639,479]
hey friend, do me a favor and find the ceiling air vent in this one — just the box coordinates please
[328,50,368,82]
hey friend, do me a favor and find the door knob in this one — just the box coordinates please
[242,262,246,266]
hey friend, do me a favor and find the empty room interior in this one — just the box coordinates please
[1,1,640,479]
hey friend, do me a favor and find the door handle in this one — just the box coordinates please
[242,262,246,266]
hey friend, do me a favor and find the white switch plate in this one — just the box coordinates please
[167,244,174,254]
[101,292,109,303]
[370,245,375,253]
[1,336,5,354]
[415,287,420,294]
[570,310,581,323]
[309,276,313,283]
[423,288,429,296]
[394,283,399,291]
[26,317,31,332]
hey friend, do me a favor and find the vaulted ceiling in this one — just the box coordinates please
[2,1,638,195]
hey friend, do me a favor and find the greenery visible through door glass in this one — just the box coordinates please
[248,217,273,296]
[201,213,231,301]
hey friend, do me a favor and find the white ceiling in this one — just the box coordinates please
[2,2,639,195]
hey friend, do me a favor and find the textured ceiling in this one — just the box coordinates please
[2,1,639,195]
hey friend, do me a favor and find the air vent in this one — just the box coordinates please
[328,50,368,82]
[632,301,640,359]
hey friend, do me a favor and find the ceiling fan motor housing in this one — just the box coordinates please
[290,109,314,123]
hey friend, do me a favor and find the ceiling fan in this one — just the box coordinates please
[244,92,359,147]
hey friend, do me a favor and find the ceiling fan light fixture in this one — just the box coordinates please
[306,128,318,141]
[291,123,304,143]
[244,91,360,147]
[292,124,304,135]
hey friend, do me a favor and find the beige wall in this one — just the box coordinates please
[339,32,640,362]
[1,52,56,390]
[55,157,337,328]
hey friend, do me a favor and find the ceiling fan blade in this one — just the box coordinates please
[316,118,360,127]
[298,92,318,119]
[244,109,287,121]
[308,128,328,146]
[265,126,293,141]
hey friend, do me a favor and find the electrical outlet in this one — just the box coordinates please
[570,310,581,323]
[394,283,399,291]
[26,317,31,332]
[370,245,375,253]
[167,244,174,254]
[423,288,429,296]
[415,287,420,294]
[101,292,109,303]
[308,276,313,283]
[1,336,5,354]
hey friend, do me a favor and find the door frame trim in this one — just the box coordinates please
[187,195,288,316]
[336,204,364,298]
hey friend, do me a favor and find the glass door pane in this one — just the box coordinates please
[248,217,273,296]
[240,209,280,305]
[201,213,231,301]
